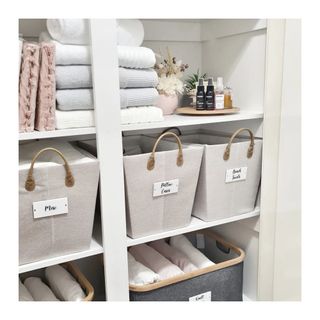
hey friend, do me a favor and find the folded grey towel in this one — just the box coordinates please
[56,89,94,111]
[120,88,158,108]
[56,65,92,89]
[119,67,158,88]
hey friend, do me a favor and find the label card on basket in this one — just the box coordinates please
[225,167,248,183]
[33,197,68,219]
[189,291,212,301]
[153,179,179,197]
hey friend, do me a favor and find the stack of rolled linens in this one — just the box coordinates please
[40,19,162,129]
[128,235,215,286]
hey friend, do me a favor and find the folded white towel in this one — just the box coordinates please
[56,65,92,89]
[47,19,90,45]
[170,235,215,269]
[119,67,158,88]
[128,252,160,286]
[39,31,91,65]
[47,19,144,46]
[19,279,34,301]
[120,88,158,108]
[45,265,86,301]
[55,109,95,129]
[121,106,163,124]
[24,277,59,301]
[56,89,94,111]
[118,46,156,69]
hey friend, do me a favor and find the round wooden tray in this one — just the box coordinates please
[175,107,240,115]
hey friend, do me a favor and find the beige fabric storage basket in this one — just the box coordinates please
[19,141,99,265]
[163,128,262,221]
[123,132,203,238]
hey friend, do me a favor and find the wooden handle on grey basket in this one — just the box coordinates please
[223,128,255,161]
[25,147,75,191]
[147,132,184,171]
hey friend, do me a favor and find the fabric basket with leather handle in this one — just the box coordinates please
[162,128,262,221]
[123,132,203,238]
[129,230,245,301]
[19,141,99,265]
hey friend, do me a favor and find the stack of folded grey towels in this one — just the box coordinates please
[39,19,163,130]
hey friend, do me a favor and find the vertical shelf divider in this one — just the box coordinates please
[90,19,129,301]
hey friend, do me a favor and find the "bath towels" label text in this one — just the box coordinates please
[33,197,68,219]
[225,167,248,183]
[153,179,179,197]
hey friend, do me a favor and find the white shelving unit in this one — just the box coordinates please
[18,18,300,301]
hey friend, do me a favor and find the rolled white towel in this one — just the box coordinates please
[45,265,86,301]
[47,19,144,46]
[120,88,158,108]
[56,89,94,111]
[24,277,59,301]
[170,235,215,269]
[19,279,34,301]
[128,252,160,286]
[55,65,92,89]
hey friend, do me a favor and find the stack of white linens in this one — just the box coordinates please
[40,19,162,129]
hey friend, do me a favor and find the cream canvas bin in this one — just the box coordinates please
[163,128,262,221]
[123,132,203,238]
[19,141,99,265]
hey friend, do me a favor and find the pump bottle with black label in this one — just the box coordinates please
[205,77,215,110]
[196,78,206,110]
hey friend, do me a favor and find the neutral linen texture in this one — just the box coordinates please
[56,89,94,111]
[24,277,59,301]
[55,65,92,89]
[119,67,158,88]
[129,244,184,280]
[123,137,203,238]
[47,19,144,46]
[55,109,95,129]
[35,42,56,131]
[128,252,160,286]
[120,88,158,108]
[39,31,91,65]
[19,141,99,264]
[121,106,163,124]
[170,235,215,269]
[45,265,85,301]
[171,133,263,221]
[149,239,198,273]
[19,42,40,132]
[19,279,34,301]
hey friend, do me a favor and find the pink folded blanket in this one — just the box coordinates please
[149,239,198,273]
[35,42,56,131]
[129,244,184,281]
[19,42,40,132]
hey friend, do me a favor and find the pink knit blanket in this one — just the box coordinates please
[19,42,40,132]
[35,42,56,131]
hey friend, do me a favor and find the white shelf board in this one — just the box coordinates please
[19,127,96,141]
[127,207,260,247]
[121,111,263,132]
[243,294,255,301]
[19,237,103,274]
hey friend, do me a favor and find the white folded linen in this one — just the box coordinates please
[128,252,160,286]
[56,89,94,111]
[119,67,158,88]
[39,32,91,65]
[121,106,163,125]
[55,109,95,129]
[118,45,155,69]
[47,19,90,45]
[170,235,215,269]
[19,279,34,301]
[47,19,144,46]
[24,277,59,301]
[120,88,158,108]
[45,265,86,301]
[56,65,92,89]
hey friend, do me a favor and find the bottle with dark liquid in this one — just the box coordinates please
[205,77,215,110]
[196,78,206,110]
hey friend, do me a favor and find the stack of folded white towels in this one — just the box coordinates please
[19,264,86,301]
[39,19,163,129]
[128,234,215,286]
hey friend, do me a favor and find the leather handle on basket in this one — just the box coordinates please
[223,128,255,161]
[147,132,184,171]
[25,147,75,192]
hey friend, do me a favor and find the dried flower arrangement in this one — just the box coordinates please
[154,47,189,96]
